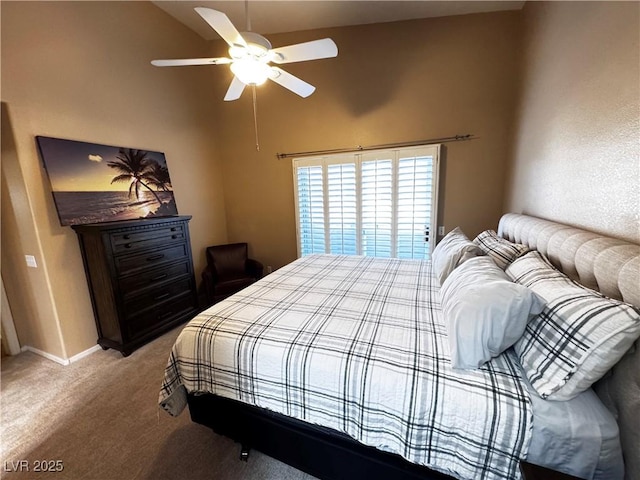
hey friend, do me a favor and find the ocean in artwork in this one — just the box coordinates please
[53,190,177,226]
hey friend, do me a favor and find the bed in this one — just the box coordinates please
[159,213,640,480]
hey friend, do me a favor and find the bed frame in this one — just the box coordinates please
[188,393,452,480]
[497,213,640,480]
[187,213,640,480]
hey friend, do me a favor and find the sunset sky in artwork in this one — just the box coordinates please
[36,136,170,192]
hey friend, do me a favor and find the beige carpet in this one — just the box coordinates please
[0,326,316,480]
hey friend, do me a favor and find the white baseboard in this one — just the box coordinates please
[20,344,102,366]
[21,346,69,365]
[68,344,102,363]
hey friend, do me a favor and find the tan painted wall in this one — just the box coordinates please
[3,1,636,361]
[506,1,640,243]
[2,103,66,358]
[1,1,228,358]
[211,12,522,269]
[2,4,523,359]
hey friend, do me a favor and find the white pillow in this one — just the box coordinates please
[431,227,483,286]
[440,256,545,369]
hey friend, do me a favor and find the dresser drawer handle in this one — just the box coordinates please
[171,234,179,239]
[155,293,170,300]
[151,273,168,281]
[123,234,131,240]
[158,310,175,320]
[147,254,165,262]
[124,243,132,249]
[171,227,178,232]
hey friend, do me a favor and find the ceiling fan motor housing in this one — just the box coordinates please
[239,32,271,53]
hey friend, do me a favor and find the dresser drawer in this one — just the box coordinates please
[120,261,191,297]
[126,294,196,340]
[115,243,188,276]
[110,224,185,254]
[124,278,193,318]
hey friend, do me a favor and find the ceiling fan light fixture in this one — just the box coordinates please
[151,7,338,99]
[230,59,271,85]
[228,45,247,60]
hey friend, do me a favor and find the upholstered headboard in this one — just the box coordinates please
[498,213,640,480]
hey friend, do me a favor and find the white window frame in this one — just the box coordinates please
[293,144,440,259]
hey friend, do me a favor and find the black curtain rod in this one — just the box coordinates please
[276,134,474,159]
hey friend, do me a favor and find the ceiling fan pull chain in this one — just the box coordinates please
[252,84,260,151]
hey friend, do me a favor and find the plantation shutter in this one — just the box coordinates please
[327,159,358,255]
[396,149,436,259]
[361,154,393,258]
[293,145,439,259]
[295,164,325,256]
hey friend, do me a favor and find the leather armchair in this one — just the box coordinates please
[202,243,263,306]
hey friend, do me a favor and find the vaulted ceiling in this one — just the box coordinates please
[152,1,525,39]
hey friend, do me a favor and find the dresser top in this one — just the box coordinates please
[71,215,191,232]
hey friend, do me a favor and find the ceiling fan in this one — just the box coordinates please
[151,6,338,101]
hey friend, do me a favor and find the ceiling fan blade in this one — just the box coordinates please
[224,76,246,101]
[269,67,316,98]
[271,38,338,64]
[151,57,232,67]
[195,7,247,48]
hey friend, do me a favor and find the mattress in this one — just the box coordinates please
[527,384,623,479]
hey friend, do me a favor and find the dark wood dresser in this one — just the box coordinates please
[72,216,198,356]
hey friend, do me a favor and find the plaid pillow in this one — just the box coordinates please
[506,251,640,400]
[473,230,529,270]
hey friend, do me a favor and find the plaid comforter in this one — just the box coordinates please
[159,254,532,480]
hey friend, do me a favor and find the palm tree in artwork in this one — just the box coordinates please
[107,149,163,206]
[147,162,173,192]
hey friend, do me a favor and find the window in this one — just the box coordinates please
[293,145,440,259]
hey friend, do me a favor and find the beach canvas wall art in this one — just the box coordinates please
[36,136,178,226]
